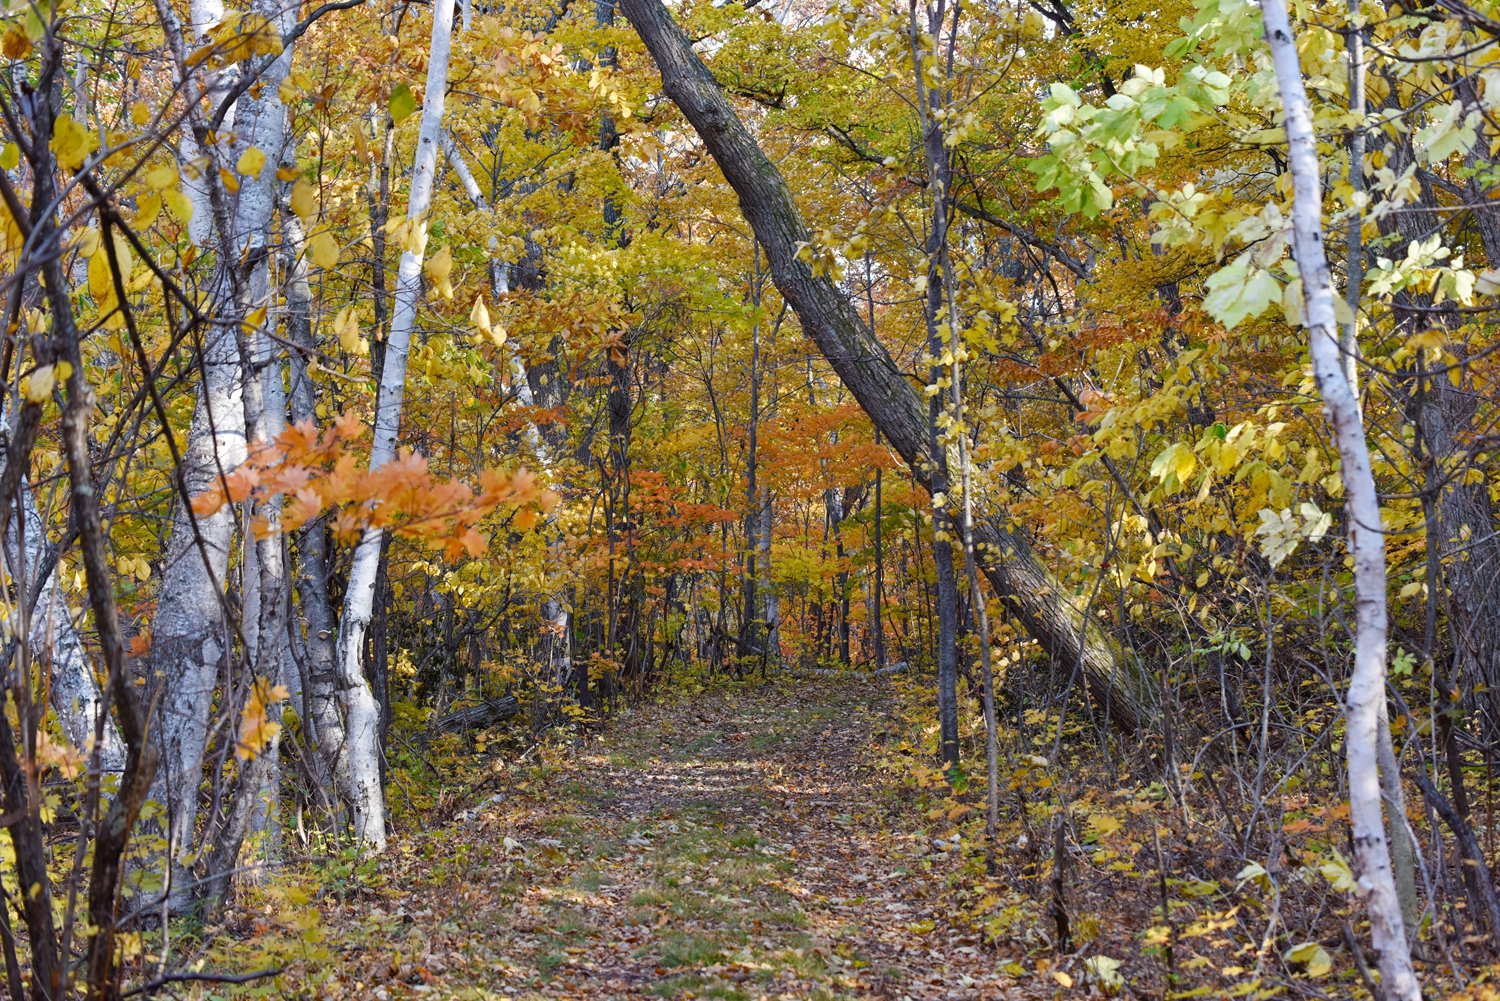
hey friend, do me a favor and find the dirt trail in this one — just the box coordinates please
[335,683,1027,1001]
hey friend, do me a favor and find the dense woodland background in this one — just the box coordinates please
[3,0,1500,995]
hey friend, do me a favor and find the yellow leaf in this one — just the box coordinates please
[1285,941,1332,977]
[219,167,240,193]
[144,164,178,190]
[236,146,266,178]
[2,28,32,60]
[402,221,429,256]
[162,187,193,225]
[1052,971,1073,988]
[308,229,339,270]
[425,245,454,299]
[290,178,317,222]
[130,101,151,126]
[75,227,101,258]
[49,114,96,172]
[134,192,162,228]
[25,365,55,403]
[471,294,492,337]
[1089,813,1122,839]
[87,233,132,302]
[333,305,367,355]
[236,676,289,760]
[1319,850,1359,893]
[88,248,114,301]
[425,244,452,282]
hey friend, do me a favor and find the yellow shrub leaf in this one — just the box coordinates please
[290,178,317,222]
[236,145,266,178]
[308,229,339,270]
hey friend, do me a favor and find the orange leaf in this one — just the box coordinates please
[223,465,259,503]
[191,485,227,517]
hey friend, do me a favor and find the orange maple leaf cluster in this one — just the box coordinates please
[191,411,557,561]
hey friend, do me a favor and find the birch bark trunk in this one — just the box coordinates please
[336,0,458,850]
[201,0,297,898]
[1259,0,1420,995]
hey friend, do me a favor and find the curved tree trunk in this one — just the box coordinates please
[618,0,1157,732]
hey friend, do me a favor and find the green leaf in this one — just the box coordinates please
[388,83,417,125]
[1203,253,1281,328]
[0,142,16,170]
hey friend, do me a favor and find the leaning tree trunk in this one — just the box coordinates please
[336,0,458,851]
[618,0,1157,732]
[1259,0,1420,995]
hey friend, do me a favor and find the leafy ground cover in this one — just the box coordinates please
[191,679,1500,1001]
[199,681,1035,1000]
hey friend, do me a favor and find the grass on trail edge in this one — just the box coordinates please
[168,677,1498,1001]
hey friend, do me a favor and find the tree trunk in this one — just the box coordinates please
[908,0,961,770]
[71,221,161,1001]
[1259,1,1420,995]
[439,134,573,703]
[202,2,297,900]
[619,0,1156,732]
[336,0,458,851]
[145,260,245,913]
[282,203,346,812]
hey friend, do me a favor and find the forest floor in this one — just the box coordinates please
[218,680,1048,1001]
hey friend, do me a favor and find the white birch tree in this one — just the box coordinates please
[1258,0,1420,995]
[336,0,458,850]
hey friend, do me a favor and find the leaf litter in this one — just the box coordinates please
[221,682,1041,1000]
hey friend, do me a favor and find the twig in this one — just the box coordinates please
[122,966,283,998]
[1414,771,1500,941]
[1341,923,1386,1001]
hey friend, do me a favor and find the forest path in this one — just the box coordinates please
[331,682,1027,1001]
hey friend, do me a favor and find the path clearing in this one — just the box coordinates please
[318,683,1028,1001]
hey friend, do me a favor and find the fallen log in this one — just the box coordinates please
[429,696,521,737]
